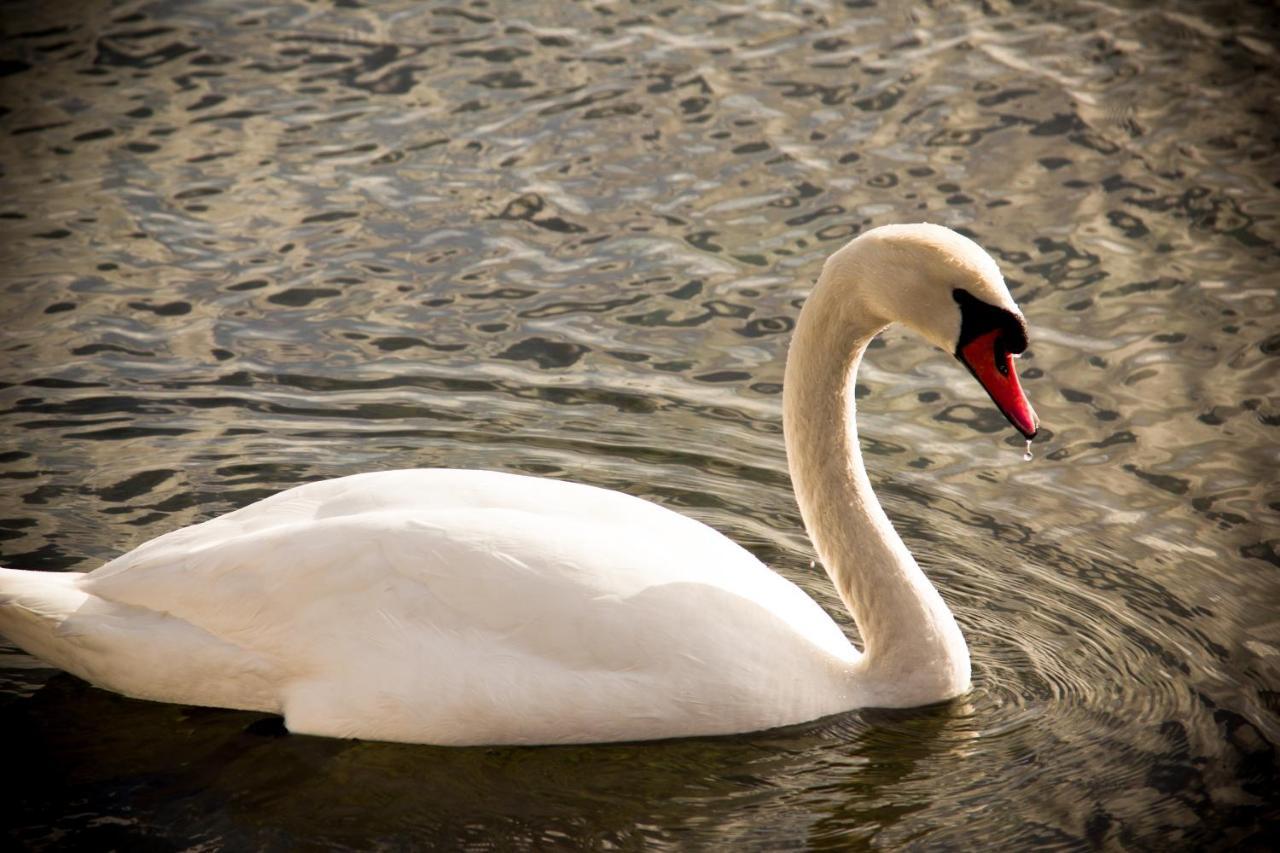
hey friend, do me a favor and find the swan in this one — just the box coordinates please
[0,223,1038,746]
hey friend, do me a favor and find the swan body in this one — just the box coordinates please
[0,223,1038,745]
[1,471,861,744]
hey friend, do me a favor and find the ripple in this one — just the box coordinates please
[1,0,1278,848]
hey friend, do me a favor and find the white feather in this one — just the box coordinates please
[0,224,1033,745]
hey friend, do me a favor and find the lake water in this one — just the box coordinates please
[1,0,1277,848]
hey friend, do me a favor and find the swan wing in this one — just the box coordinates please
[84,469,748,622]
[78,470,855,742]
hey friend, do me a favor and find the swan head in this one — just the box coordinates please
[825,223,1040,438]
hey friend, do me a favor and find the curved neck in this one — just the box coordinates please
[782,262,969,704]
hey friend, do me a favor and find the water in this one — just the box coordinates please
[1,0,1277,848]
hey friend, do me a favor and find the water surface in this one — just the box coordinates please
[1,0,1277,848]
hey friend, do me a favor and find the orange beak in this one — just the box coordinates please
[957,329,1039,439]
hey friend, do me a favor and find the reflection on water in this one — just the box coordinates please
[1,0,1277,848]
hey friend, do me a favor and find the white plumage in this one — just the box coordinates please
[0,224,1037,745]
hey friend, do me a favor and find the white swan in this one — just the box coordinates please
[0,223,1038,746]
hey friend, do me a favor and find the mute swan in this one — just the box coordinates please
[0,223,1038,746]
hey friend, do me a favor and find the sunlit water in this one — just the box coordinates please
[1,0,1277,848]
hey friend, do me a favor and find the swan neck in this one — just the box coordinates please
[782,262,969,700]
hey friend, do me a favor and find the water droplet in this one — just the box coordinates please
[1023,439,1034,462]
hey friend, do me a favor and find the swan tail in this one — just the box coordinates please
[0,567,280,714]
[0,566,94,676]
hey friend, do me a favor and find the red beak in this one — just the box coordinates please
[957,329,1039,439]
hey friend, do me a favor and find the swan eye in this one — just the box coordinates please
[952,288,1028,358]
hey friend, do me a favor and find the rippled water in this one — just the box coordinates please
[2,0,1277,848]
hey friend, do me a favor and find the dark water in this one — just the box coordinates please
[1,0,1277,848]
